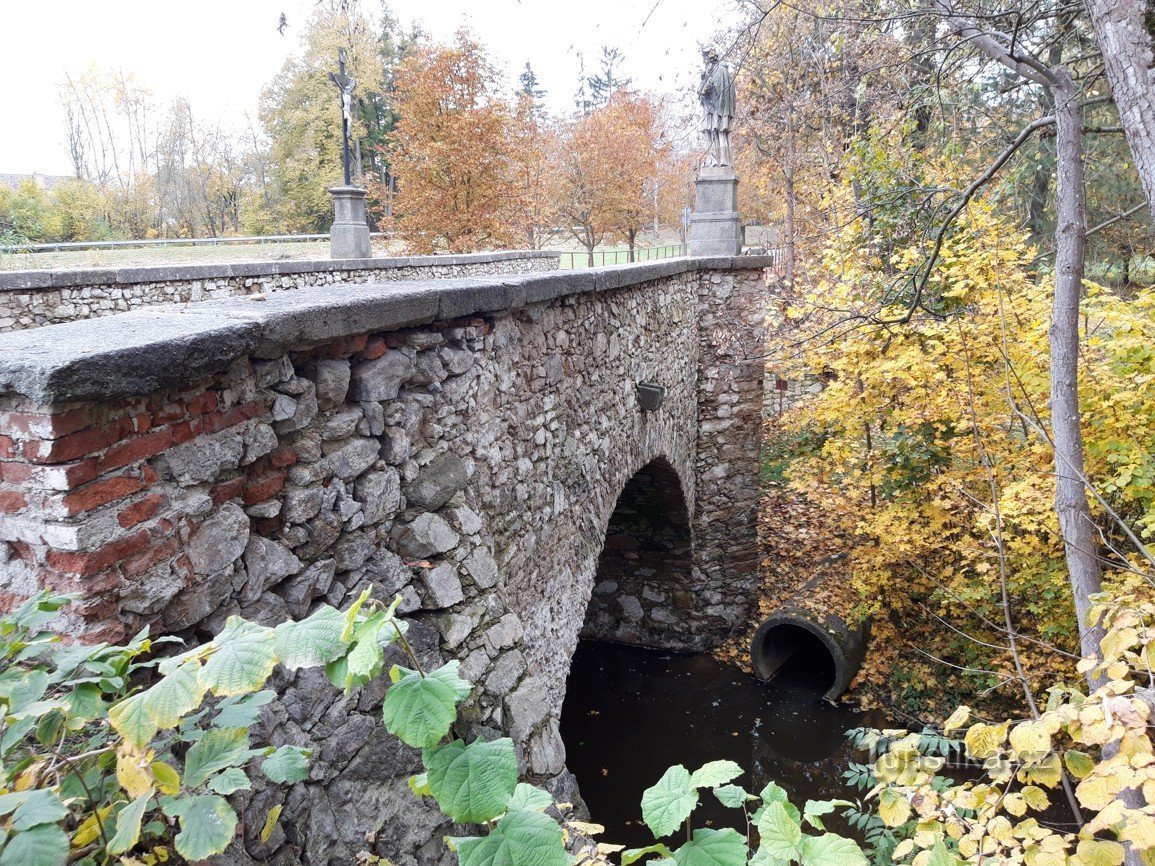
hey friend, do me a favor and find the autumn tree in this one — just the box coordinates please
[504,92,558,250]
[259,0,388,231]
[552,91,669,264]
[387,29,514,253]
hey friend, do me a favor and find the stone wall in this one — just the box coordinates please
[0,250,558,332]
[0,259,769,865]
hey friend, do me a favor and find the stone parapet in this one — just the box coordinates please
[0,256,776,405]
[0,250,561,332]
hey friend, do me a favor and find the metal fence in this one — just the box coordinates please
[558,244,686,269]
[0,233,392,254]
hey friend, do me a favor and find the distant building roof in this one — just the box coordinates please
[0,173,73,192]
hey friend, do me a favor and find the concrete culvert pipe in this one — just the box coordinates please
[750,584,869,701]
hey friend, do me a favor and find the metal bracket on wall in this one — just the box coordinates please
[636,382,666,412]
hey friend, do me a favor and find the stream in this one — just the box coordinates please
[559,640,885,847]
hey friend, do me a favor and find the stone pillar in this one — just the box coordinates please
[689,166,741,257]
[328,186,371,259]
[691,267,769,639]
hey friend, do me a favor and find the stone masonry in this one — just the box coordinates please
[0,250,557,332]
[0,257,769,865]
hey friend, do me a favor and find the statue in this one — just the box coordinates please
[328,47,357,186]
[698,48,735,168]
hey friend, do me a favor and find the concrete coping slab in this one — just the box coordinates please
[0,256,775,404]
[0,249,560,292]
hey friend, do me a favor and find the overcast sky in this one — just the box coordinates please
[2,0,739,176]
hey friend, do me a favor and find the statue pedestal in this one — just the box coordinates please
[689,166,741,256]
[329,186,371,259]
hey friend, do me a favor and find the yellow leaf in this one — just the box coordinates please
[1004,793,1027,816]
[1075,839,1125,866]
[1010,720,1051,760]
[150,761,181,796]
[943,706,971,732]
[260,804,283,844]
[1022,786,1050,811]
[965,721,1009,760]
[879,789,912,827]
[1022,753,1063,788]
[1121,813,1155,849]
[1076,775,1114,811]
[117,743,155,799]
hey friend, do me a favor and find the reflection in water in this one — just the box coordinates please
[559,640,882,847]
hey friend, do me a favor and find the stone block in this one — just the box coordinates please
[351,353,415,402]
[355,469,401,524]
[242,535,303,603]
[462,547,499,589]
[394,513,460,559]
[404,453,467,511]
[160,432,243,486]
[323,438,379,481]
[188,503,249,576]
[314,358,351,409]
[421,563,464,609]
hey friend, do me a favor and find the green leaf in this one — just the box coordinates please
[506,783,553,814]
[5,790,68,831]
[798,834,867,866]
[756,802,802,862]
[107,794,152,856]
[749,848,788,866]
[340,588,373,642]
[674,828,748,866]
[641,765,699,840]
[66,682,104,724]
[183,727,251,788]
[166,794,238,861]
[344,615,387,687]
[261,745,312,784]
[199,618,277,697]
[801,800,853,831]
[207,767,252,795]
[714,784,755,809]
[0,822,68,866]
[689,760,743,789]
[274,606,347,670]
[109,693,159,749]
[622,843,674,865]
[142,659,204,728]
[452,809,568,866]
[8,670,48,713]
[758,782,801,825]
[424,738,519,824]
[926,842,961,866]
[382,662,471,749]
[213,690,276,728]
[409,772,433,797]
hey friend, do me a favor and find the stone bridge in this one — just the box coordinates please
[0,252,770,865]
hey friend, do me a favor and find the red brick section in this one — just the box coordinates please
[44,530,152,575]
[61,473,145,516]
[117,493,165,529]
[0,365,281,640]
[243,471,287,506]
[0,490,26,514]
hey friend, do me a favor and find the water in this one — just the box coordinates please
[559,640,882,848]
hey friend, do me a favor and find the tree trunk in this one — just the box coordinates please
[1050,69,1105,665]
[783,135,797,289]
[1084,0,1155,218]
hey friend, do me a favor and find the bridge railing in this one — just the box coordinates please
[0,233,393,254]
[558,244,686,269]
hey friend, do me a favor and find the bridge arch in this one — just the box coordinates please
[583,455,697,648]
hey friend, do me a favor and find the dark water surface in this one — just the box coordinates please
[559,640,882,848]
